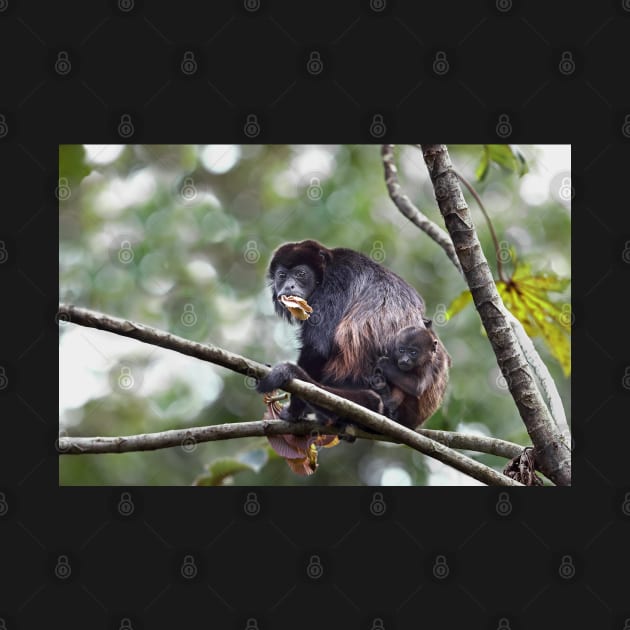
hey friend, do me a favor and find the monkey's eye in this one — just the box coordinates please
[398,347,405,354]
[277,271,286,280]
[296,270,306,279]
[409,350,417,357]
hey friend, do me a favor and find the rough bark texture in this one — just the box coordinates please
[420,144,571,486]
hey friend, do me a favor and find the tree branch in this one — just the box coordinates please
[504,309,570,445]
[381,144,463,273]
[418,429,524,460]
[420,144,571,486]
[452,166,569,437]
[383,144,568,440]
[58,303,522,486]
[59,419,525,460]
[381,144,569,481]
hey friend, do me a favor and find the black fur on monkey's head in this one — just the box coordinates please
[267,240,334,324]
[268,240,333,285]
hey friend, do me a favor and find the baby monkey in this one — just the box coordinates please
[372,322,450,429]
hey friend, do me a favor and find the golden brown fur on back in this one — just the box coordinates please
[414,340,451,426]
[325,300,426,385]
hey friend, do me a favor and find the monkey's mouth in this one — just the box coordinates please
[278,293,306,300]
[397,362,413,372]
[278,295,313,321]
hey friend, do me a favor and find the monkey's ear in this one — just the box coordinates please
[424,318,433,329]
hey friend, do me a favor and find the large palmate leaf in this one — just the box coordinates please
[446,262,571,376]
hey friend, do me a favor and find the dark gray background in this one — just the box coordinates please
[0,0,627,628]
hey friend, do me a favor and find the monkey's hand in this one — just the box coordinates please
[257,362,309,422]
[371,358,390,392]
[256,362,295,393]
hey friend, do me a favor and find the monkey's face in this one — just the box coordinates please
[395,330,438,371]
[396,345,419,371]
[272,264,318,301]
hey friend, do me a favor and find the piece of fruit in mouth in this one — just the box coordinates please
[279,295,313,320]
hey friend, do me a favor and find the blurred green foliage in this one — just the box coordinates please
[59,144,570,486]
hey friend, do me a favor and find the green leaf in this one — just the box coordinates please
[59,145,91,186]
[445,290,474,320]
[448,259,570,376]
[487,144,517,170]
[477,145,529,181]
[497,266,571,376]
[509,145,529,177]
[475,147,490,182]
[512,264,569,293]
[193,457,255,486]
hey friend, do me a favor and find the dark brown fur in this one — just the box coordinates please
[373,325,451,429]
[258,240,428,425]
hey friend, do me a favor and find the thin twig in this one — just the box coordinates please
[381,144,462,273]
[453,168,506,282]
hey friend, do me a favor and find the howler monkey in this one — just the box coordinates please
[372,323,451,429]
[256,240,431,423]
